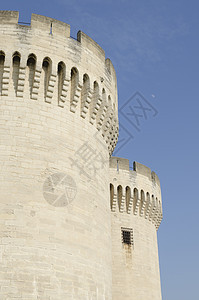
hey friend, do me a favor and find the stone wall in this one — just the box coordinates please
[0,11,118,299]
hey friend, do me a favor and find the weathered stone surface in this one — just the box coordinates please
[0,11,162,300]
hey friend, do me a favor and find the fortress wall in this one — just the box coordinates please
[110,157,162,300]
[0,11,118,299]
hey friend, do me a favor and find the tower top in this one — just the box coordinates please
[0,11,114,65]
[0,11,119,154]
[109,157,163,229]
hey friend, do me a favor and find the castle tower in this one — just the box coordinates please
[0,11,163,300]
[0,11,118,299]
[110,157,163,300]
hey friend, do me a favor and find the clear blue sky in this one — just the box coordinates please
[2,1,199,299]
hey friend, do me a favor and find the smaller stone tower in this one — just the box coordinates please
[110,157,163,300]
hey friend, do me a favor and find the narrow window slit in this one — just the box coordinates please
[50,22,53,35]
[0,51,5,94]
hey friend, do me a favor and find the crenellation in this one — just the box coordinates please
[109,156,129,170]
[0,11,19,24]
[77,31,105,62]
[151,170,160,186]
[0,12,118,113]
[31,13,70,38]
[105,58,117,88]
[109,157,162,229]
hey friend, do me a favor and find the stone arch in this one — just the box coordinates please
[27,53,37,95]
[140,189,145,215]
[12,51,21,59]
[150,194,156,220]
[102,88,106,109]
[12,51,21,94]
[42,57,52,99]
[90,80,99,120]
[110,183,114,210]
[70,67,79,105]
[0,51,5,94]
[57,61,66,102]
[133,188,138,214]
[0,50,5,63]
[117,185,122,211]
[96,87,107,126]
[145,192,150,216]
[151,194,155,206]
[125,186,131,212]
[93,80,99,98]
[81,73,90,114]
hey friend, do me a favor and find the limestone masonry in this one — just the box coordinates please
[0,11,163,299]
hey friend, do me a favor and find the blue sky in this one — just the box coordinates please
[1,1,199,299]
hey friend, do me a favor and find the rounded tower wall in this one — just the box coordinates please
[0,11,118,299]
[110,157,162,300]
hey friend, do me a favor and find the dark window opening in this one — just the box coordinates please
[122,228,133,246]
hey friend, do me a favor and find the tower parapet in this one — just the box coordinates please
[110,157,163,229]
[0,11,118,154]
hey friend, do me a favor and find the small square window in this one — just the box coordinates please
[121,228,133,246]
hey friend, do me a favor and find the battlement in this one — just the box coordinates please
[0,11,108,63]
[0,10,19,24]
[0,11,118,154]
[109,157,163,229]
[0,11,70,37]
[31,13,70,37]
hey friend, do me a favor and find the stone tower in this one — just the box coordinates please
[0,11,162,300]
[110,157,162,300]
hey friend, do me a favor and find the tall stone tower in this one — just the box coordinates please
[0,11,163,300]
[110,157,162,300]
